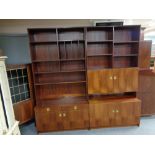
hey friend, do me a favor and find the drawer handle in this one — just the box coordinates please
[74,106,77,110]
[113,76,117,80]
[46,108,50,112]
[112,110,115,113]
[59,113,62,117]
[63,113,66,117]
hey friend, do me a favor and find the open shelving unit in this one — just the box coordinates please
[28,25,141,132]
[28,28,87,103]
[86,26,140,70]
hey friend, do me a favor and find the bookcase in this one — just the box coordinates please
[28,25,141,132]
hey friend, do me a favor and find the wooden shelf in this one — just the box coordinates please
[114,54,138,57]
[114,41,139,44]
[34,81,86,85]
[36,96,88,105]
[30,41,57,44]
[87,40,113,43]
[60,58,85,61]
[34,70,86,74]
[32,58,85,63]
[87,54,112,57]
[58,40,84,42]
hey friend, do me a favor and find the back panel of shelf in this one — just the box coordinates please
[114,26,140,42]
[28,28,57,42]
[87,27,113,41]
[59,41,85,59]
[86,27,113,70]
[58,28,84,41]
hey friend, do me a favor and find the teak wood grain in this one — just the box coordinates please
[28,26,141,132]
[88,68,138,95]
[89,98,141,128]
[35,103,89,132]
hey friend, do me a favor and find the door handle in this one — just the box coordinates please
[116,110,119,113]
[113,76,117,80]
[63,113,66,117]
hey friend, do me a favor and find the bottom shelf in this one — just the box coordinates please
[36,96,88,106]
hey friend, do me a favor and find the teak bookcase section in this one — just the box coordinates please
[28,26,141,132]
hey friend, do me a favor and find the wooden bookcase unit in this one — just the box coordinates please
[28,25,141,132]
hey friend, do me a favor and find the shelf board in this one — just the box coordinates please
[87,54,112,57]
[114,54,138,57]
[34,70,86,74]
[58,40,84,43]
[30,41,57,44]
[34,81,86,85]
[114,41,139,44]
[32,58,85,63]
[60,58,85,61]
[36,96,88,105]
[87,40,113,43]
[87,67,112,70]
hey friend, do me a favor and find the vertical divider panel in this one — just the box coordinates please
[28,30,37,102]
[56,28,61,71]
[112,26,114,68]
[84,28,89,100]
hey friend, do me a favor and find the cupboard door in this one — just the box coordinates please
[125,68,138,92]
[118,101,140,126]
[35,107,63,132]
[88,70,101,94]
[89,102,112,128]
[100,69,114,94]
[113,68,126,93]
[62,104,89,130]
[89,98,141,128]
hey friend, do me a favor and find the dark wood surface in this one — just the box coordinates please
[87,68,138,95]
[13,99,34,125]
[28,26,141,132]
[7,64,35,125]
[89,98,141,128]
[137,69,155,116]
[35,103,89,132]
[139,41,152,69]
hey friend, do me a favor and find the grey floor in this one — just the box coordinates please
[20,116,155,135]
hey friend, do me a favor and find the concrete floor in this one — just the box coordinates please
[20,116,155,135]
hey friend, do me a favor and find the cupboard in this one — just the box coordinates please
[89,98,141,128]
[88,68,138,94]
[28,25,141,132]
